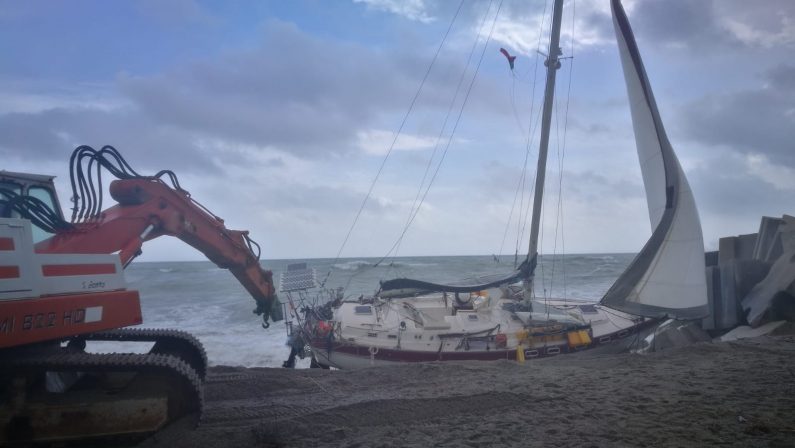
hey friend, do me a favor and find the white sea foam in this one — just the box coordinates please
[332,260,372,271]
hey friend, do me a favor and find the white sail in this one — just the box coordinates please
[600,0,708,319]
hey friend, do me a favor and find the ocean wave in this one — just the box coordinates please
[158,268,175,273]
[332,260,440,271]
[332,260,373,271]
[386,261,438,268]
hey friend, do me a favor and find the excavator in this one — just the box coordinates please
[0,145,280,445]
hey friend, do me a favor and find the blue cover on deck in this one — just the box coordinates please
[379,256,535,293]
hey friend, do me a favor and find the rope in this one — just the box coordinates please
[321,0,466,288]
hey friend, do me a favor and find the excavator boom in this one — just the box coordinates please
[35,177,278,323]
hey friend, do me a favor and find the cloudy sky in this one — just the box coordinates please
[2,0,793,261]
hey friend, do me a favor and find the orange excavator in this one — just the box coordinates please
[0,145,279,444]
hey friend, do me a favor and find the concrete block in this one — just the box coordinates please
[719,237,738,264]
[753,216,785,261]
[702,266,719,330]
[765,233,784,262]
[735,259,772,301]
[779,215,795,253]
[742,249,795,327]
[718,262,740,330]
[705,251,719,267]
[736,233,758,260]
[719,320,789,342]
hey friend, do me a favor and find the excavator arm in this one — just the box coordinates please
[31,148,279,326]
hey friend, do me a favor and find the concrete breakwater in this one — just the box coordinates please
[703,214,795,336]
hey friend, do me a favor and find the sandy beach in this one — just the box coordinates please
[138,336,795,447]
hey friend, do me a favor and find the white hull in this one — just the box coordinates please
[307,290,659,369]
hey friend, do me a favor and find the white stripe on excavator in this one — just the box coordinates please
[84,306,103,323]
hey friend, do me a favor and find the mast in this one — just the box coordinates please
[524,0,564,298]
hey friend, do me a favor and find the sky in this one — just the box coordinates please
[1,0,794,261]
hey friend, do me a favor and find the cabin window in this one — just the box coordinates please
[467,314,478,321]
[387,334,397,339]
[367,332,377,338]
[355,306,373,315]
[579,304,598,314]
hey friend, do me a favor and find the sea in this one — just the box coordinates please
[113,254,633,368]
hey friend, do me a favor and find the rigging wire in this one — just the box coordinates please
[369,0,506,270]
[320,0,466,288]
[546,0,576,301]
[498,0,550,267]
[514,0,551,267]
[528,0,577,305]
[381,0,497,266]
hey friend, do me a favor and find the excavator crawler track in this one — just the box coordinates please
[0,351,203,446]
[82,328,209,380]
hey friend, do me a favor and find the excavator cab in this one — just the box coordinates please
[1,146,280,444]
[0,170,63,243]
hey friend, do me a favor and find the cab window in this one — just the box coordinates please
[28,186,60,243]
[0,181,22,218]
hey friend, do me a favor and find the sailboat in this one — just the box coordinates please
[300,0,709,369]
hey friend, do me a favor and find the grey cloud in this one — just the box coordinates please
[0,107,218,173]
[1,17,510,173]
[689,155,792,218]
[117,19,487,157]
[630,0,731,49]
[766,64,795,91]
[628,0,795,51]
[259,183,387,215]
[679,64,795,167]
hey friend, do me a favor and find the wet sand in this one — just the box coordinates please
[138,336,795,447]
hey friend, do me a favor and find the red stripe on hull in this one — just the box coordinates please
[0,290,142,348]
[0,238,14,251]
[42,263,117,277]
[0,265,20,279]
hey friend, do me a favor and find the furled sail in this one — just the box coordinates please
[599,0,708,319]
[380,256,535,295]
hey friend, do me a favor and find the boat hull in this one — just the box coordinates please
[309,317,661,369]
